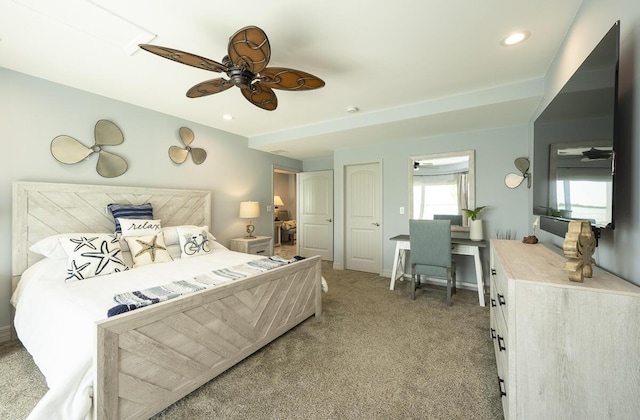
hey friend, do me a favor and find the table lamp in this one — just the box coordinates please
[273,195,284,220]
[239,201,260,238]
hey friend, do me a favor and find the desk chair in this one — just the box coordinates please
[409,219,457,305]
[278,210,297,244]
[434,214,463,226]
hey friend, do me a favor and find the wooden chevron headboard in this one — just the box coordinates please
[12,181,211,290]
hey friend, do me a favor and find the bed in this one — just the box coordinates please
[11,181,323,420]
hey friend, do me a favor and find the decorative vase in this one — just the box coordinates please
[469,219,483,241]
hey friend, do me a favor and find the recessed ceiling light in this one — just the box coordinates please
[222,114,234,121]
[346,106,359,113]
[501,31,530,46]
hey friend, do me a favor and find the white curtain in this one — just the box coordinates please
[457,173,468,225]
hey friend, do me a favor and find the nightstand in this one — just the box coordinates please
[229,236,273,256]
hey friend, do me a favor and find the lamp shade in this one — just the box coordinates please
[239,201,260,219]
[274,195,284,207]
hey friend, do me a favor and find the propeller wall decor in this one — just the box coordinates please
[169,127,207,165]
[139,26,325,111]
[50,120,128,178]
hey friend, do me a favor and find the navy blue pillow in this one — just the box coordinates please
[107,203,154,233]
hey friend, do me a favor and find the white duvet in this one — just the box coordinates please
[11,246,292,420]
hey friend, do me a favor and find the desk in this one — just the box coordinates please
[389,234,487,306]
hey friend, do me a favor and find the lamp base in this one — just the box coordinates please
[245,222,255,238]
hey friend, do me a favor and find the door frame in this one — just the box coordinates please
[342,159,383,274]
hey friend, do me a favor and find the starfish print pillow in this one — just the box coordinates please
[59,234,130,282]
[124,232,173,268]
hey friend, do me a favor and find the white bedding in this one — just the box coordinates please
[11,246,294,420]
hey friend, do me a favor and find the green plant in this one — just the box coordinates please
[462,206,487,221]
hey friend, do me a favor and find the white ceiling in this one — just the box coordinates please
[0,0,583,159]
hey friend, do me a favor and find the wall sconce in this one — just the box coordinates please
[239,201,260,238]
[505,157,531,189]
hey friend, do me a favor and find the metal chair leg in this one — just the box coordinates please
[446,267,452,306]
[452,267,457,294]
[411,264,416,300]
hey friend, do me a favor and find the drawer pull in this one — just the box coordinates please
[491,298,496,307]
[498,376,507,397]
[498,293,506,306]
[256,250,265,254]
[491,268,497,276]
[490,328,496,340]
[497,335,506,351]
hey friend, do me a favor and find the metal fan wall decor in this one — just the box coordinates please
[139,26,325,111]
[50,120,128,178]
[169,127,207,165]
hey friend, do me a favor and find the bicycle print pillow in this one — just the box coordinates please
[177,226,212,259]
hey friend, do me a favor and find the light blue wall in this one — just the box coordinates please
[302,157,333,172]
[532,0,640,286]
[332,125,530,284]
[0,68,302,328]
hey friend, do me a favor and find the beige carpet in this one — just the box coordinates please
[0,261,503,419]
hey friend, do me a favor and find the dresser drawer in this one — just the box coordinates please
[490,256,508,328]
[492,307,510,419]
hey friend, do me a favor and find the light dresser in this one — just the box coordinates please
[490,240,640,420]
[229,235,273,256]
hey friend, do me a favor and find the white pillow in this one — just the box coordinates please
[30,233,111,260]
[177,226,213,258]
[58,234,130,281]
[162,225,215,246]
[124,232,173,268]
[119,218,162,237]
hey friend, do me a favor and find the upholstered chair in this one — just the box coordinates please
[409,219,457,305]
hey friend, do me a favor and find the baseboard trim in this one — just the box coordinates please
[0,325,11,344]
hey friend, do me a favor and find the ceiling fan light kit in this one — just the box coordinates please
[139,26,325,111]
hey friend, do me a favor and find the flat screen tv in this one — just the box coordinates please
[533,21,620,241]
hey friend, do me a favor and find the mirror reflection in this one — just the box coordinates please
[409,150,475,226]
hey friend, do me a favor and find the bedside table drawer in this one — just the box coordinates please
[247,241,270,255]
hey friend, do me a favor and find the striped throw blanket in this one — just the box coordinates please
[107,256,304,317]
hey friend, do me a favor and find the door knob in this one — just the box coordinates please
[372,222,380,226]
[325,218,332,222]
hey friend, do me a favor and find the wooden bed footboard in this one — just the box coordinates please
[95,256,322,420]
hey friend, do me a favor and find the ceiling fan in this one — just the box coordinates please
[139,26,325,111]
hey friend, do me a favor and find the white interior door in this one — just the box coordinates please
[298,170,334,261]
[345,162,382,273]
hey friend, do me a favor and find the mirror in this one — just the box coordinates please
[409,150,475,226]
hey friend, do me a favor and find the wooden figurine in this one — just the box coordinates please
[563,220,596,282]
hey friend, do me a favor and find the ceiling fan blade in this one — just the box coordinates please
[227,26,271,74]
[190,148,207,165]
[168,146,189,164]
[96,151,128,178]
[139,44,228,73]
[186,78,234,98]
[259,67,325,90]
[95,119,124,146]
[241,83,277,111]
[178,127,195,147]
[51,135,92,164]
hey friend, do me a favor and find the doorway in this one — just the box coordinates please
[273,167,298,259]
